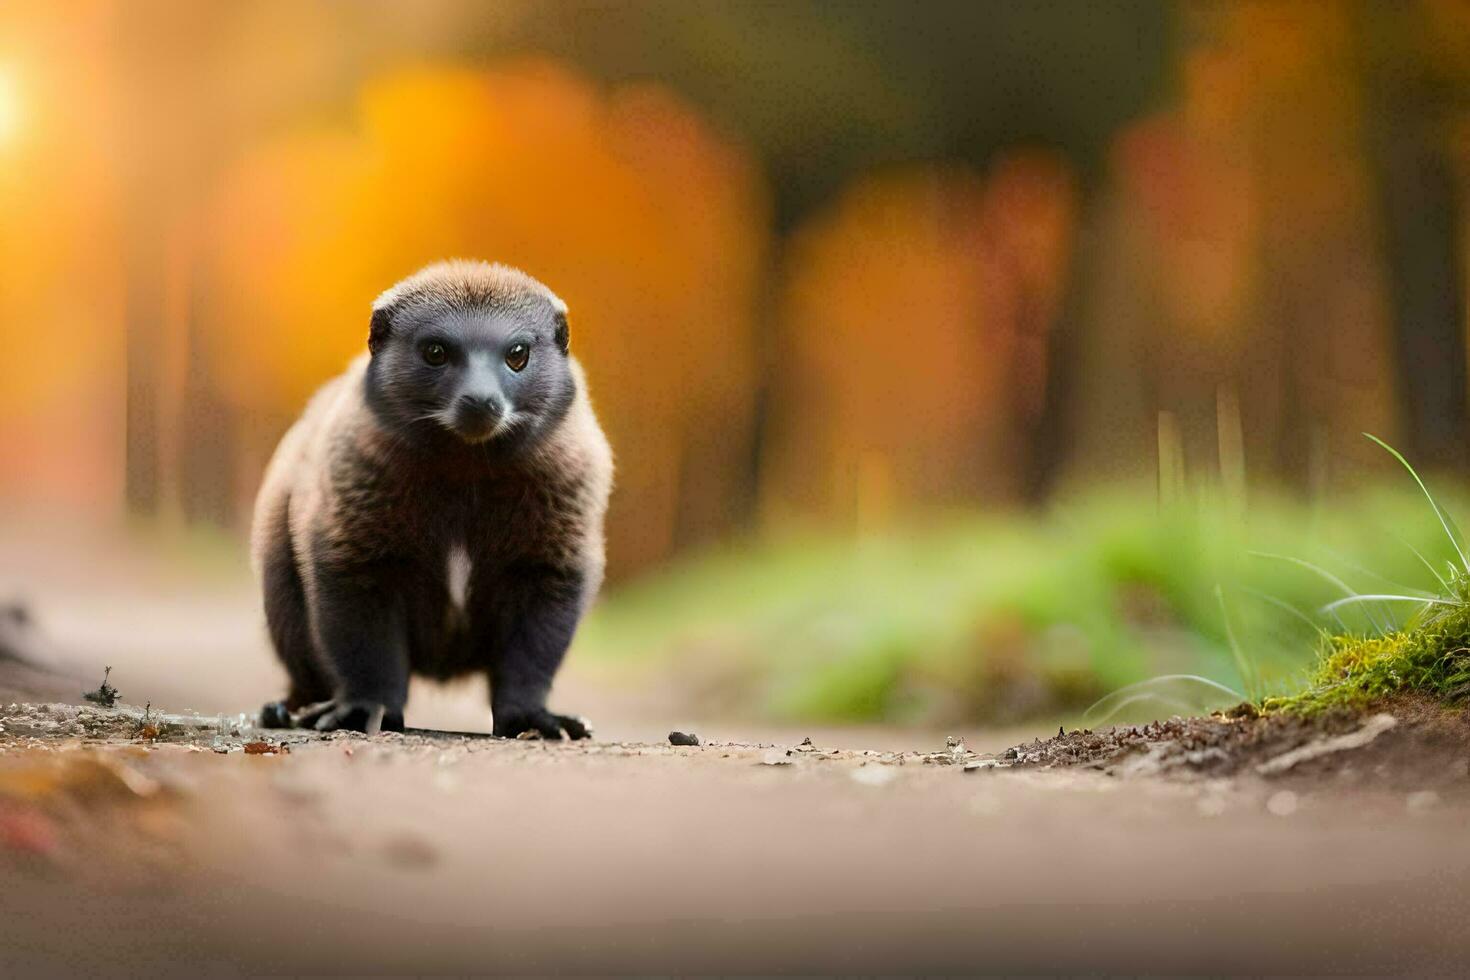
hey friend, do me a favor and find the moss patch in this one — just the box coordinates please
[1265,595,1470,714]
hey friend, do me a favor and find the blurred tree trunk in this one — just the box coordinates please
[179,269,238,528]
[115,5,189,519]
[1360,4,1468,469]
[114,2,228,523]
[1373,122,1465,466]
[1024,192,1099,499]
[1044,185,1159,493]
[122,230,164,517]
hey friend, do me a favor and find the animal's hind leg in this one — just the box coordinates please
[259,505,332,727]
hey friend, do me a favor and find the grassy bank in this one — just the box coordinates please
[583,480,1470,726]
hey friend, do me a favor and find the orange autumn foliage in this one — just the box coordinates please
[763,156,1075,526]
[0,3,125,513]
[201,59,766,573]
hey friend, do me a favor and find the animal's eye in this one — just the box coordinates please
[422,342,449,367]
[506,343,530,373]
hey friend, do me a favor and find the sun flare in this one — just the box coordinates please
[0,66,21,146]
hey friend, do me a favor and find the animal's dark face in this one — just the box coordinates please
[365,293,574,454]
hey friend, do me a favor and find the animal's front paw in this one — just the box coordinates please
[258,701,293,729]
[310,700,406,735]
[493,706,592,741]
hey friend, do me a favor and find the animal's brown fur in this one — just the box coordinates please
[251,261,611,736]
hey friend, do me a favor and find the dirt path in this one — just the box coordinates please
[4,528,1470,972]
[2,700,1469,974]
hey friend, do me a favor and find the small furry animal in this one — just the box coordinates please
[251,260,612,737]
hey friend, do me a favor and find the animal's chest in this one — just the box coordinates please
[415,521,541,622]
[442,541,474,612]
[323,448,564,584]
[398,477,545,594]
[399,516,514,621]
[403,490,513,570]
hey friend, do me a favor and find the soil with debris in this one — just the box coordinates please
[984,696,1470,790]
[0,699,986,766]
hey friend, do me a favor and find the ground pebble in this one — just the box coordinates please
[383,833,439,870]
[668,731,700,747]
[850,765,897,787]
[1266,790,1299,817]
[1406,790,1440,814]
[1196,793,1228,817]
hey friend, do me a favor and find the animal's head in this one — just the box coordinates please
[364,260,575,453]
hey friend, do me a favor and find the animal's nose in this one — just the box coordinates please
[458,394,502,421]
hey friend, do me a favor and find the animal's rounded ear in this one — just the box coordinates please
[553,310,570,355]
[368,305,394,356]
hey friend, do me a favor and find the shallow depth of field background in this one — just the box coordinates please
[3,0,1470,729]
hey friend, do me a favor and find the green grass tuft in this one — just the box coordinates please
[1263,436,1470,716]
[1264,561,1470,715]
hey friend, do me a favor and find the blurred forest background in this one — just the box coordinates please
[4,0,1470,725]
